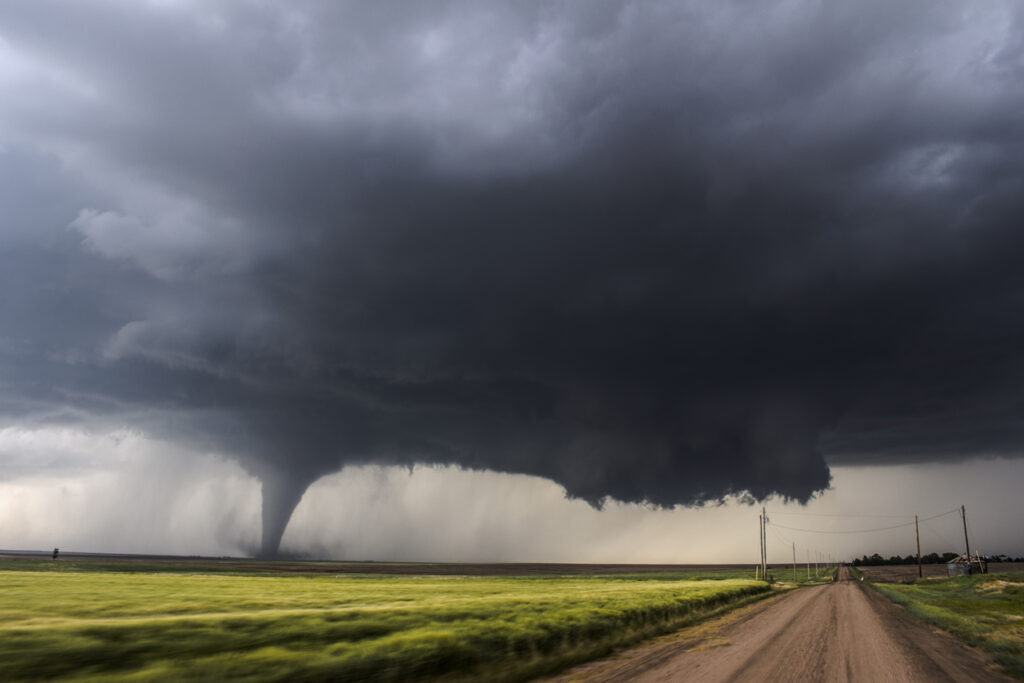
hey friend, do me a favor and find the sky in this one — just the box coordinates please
[0,0,1022,562]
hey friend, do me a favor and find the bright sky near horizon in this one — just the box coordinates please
[1,426,1020,562]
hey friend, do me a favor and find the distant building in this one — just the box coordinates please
[946,554,986,576]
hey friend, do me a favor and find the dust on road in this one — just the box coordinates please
[547,566,1010,682]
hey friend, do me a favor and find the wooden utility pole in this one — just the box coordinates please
[806,549,810,579]
[759,513,764,580]
[758,514,763,580]
[792,542,797,582]
[753,516,761,581]
[961,504,972,570]
[762,506,768,581]
[958,505,974,573]
[915,514,922,579]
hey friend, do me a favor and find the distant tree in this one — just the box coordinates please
[52,548,59,560]
[855,551,983,565]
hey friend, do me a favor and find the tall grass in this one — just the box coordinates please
[871,573,1024,679]
[0,570,768,681]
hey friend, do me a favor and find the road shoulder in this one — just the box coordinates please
[539,586,798,682]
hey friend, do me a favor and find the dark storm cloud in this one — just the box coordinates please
[2,1,1023,553]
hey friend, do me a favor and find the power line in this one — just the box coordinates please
[769,508,959,535]
[768,521,792,545]
[919,519,959,549]
[900,509,959,523]
[772,520,915,534]
[766,510,915,519]
[767,518,830,568]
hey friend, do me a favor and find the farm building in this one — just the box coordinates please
[946,554,987,576]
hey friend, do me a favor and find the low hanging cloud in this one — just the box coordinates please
[1,1,1023,555]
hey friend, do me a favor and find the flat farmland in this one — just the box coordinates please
[0,560,769,682]
[0,553,759,577]
[856,563,1024,583]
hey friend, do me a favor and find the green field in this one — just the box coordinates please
[871,573,1024,679]
[0,564,769,681]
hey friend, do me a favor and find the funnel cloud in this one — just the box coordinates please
[1,2,1024,555]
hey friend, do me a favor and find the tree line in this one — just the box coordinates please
[851,552,1024,566]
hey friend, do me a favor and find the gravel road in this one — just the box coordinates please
[548,566,1010,682]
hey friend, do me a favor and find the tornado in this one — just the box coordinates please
[252,460,330,558]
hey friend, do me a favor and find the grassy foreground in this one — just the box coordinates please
[871,573,1024,679]
[0,568,768,681]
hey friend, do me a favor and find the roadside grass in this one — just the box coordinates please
[0,569,769,681]
[870,572,1024,679]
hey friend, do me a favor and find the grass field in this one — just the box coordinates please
[0,561,769,681]
[857,563,1024,583]
[0,554,763,578]
[870,573,1024,679]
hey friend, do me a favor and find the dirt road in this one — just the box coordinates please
[548,567,1009,682]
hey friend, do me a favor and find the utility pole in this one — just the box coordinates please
[760,513,765,580]
[961,504,972,571]
[792,542,797,583]
[915,514,922,579]
[806,549,810,579]
[762,507,768,581]
[758,514,764,580]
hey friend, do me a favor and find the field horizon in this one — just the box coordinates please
[0,549,770,575]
